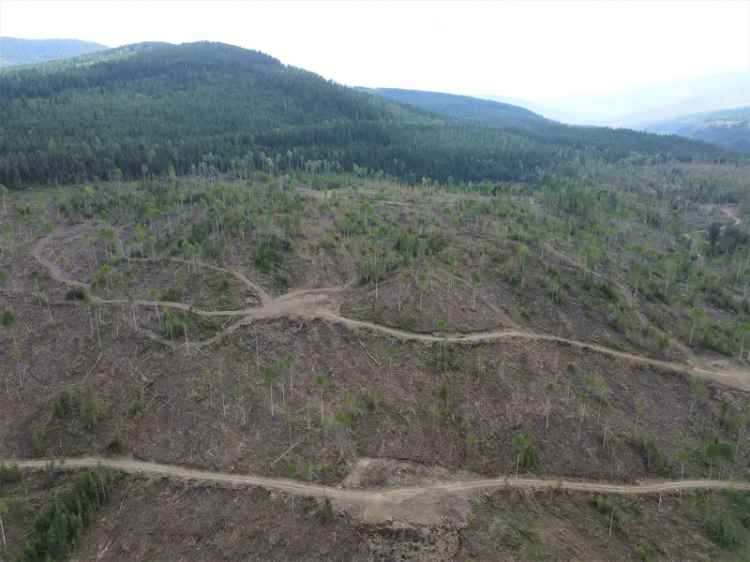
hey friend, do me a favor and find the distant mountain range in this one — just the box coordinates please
[644,105,750,153]
[484,71,750,129]
[0,37,106,67]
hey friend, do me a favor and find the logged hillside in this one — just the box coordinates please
[3,164,750,559]
[0,41,732,189]
[0,36,106,66]
[646,106,750,153]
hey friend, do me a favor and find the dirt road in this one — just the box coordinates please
[10,456,750,500]
[32,228,750,391]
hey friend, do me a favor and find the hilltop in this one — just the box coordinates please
[0,36,106,66]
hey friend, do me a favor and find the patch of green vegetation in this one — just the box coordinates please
[0,462,22,485]
[427,342,463,372]
[590,494,642,534]
[635,542,657,562]
[0,309,15,327]
[254,233,292,274]
[688,439,736,476]
[695,491,750,552]
[628,435,672,476]
[17,468,115,562]
[127,398,145,418]
[332,387,381,430]
[504,513,548,560]
[53,389,105,431]
[64,287,88,301]
[512,432,537,472]
[160,308,221,339]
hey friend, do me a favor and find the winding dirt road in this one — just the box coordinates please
[31,228,750,390]
[9,456,750,504]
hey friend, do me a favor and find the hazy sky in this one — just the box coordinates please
[1,0,749,100]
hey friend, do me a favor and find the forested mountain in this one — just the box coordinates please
[0,37,106,67]
[366,88,548,128]
[0,41,732,189]
[365,87,741,168]
[645,106,750,153]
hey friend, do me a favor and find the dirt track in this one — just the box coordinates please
[31,228,750,390]
[720,205,743,226]
[17,455,750,526]
[9,455,750,504]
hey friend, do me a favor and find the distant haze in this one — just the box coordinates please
[1,0,748,104]
[485,71,750,128]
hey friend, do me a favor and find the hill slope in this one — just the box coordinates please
[0,41,731,189]
[367,87,548,127]
[0,36,106,66]
[646,105,750,153]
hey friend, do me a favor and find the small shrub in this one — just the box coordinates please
[512,432,537,471]
[64,287,88,301]
[635,543,655,562]
[428,343,463,372]
[397,307,417,331]
[590,494,640,533]
[0,309,15,327]
[701,439,735,469]
[628,435,672,476]
[254,234,291,273]
[31,423,47,455]
[159,287,184,302]
[127,398,145,417]
[54,390,80,419]
[317,497,335,523]
[53,389,105,431]
[0,462,22,484]
[82,395,105,430]
[105,437,124,455]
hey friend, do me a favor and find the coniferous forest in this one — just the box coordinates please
[0,41,734,189]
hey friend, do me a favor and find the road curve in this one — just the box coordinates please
[31,228,750,391]
[8,457,750,502]
[314,311,750,390]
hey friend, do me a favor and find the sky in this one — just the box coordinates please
[0,0,749,101]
